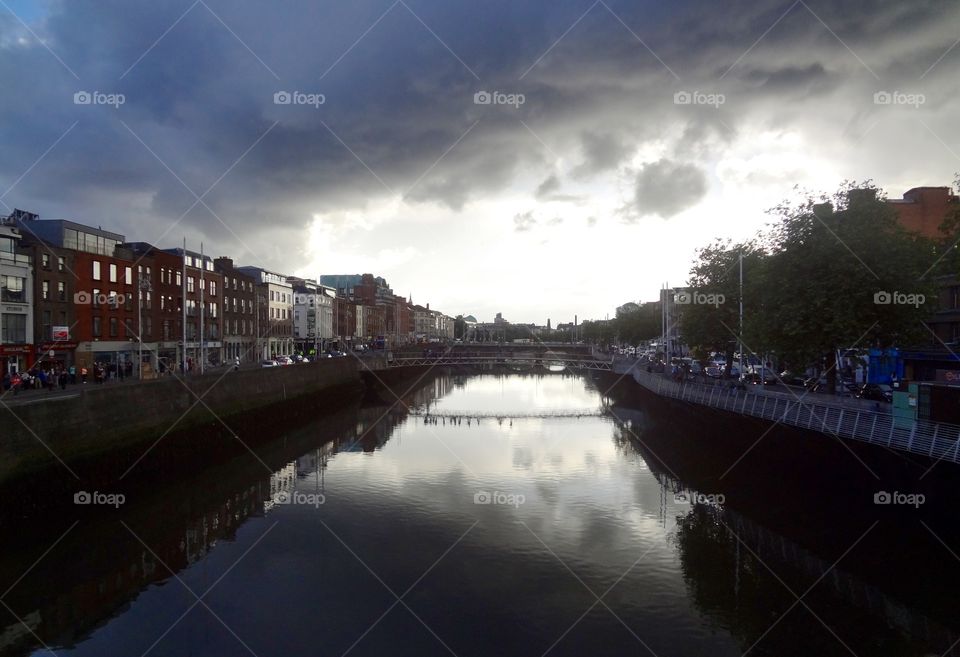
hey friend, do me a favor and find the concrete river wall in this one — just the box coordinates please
[0,358,364,486]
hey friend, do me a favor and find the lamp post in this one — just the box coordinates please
[138,272,152,380]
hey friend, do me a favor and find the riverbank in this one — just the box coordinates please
[0,359,364,489]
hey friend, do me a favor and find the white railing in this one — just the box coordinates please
[630,368,960,464]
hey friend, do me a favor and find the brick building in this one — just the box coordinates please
[215,257,257,364]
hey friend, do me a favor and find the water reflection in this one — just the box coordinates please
[0,372,956,657]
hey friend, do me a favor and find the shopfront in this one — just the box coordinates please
[37,341,79,370]
[0,343,32,375]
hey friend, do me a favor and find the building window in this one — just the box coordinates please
[125,266,132,285]
[144,316,152,338]
[176,271,182,287]
[92,288,100,308]
[187,277,195,293]
[59,311,66,326]
[42,253,50,269]
[42,280,50,300]
[58,256,65,272]
[92,261,101,281]
[210,281,217,296]
[1,313,27,343]
[125,293,133,312]
[92,316,101,337]
[109,263,117,283]
[58,281,66,301]
[123,318,134,338]
[109,317,118,337]
[42,310,51,339]
[1,276,26,303]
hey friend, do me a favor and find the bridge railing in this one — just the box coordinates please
[630,368,960,464]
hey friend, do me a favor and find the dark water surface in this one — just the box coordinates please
[3,372,957,657]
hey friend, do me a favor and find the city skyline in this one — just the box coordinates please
[2,1,960,322]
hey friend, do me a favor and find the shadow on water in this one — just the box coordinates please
[598,370,960,656]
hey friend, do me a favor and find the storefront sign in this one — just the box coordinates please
[40,341,78,351]
[52,326,70,341]
[0,344,32,356]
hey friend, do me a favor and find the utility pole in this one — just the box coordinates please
[181,237,187,375]
[199,241,205,375]
[738,250,744,379]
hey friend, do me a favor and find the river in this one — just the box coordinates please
[2,371,957,656]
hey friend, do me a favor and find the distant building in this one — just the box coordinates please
[886,187,958,239]
[214,258,257,364]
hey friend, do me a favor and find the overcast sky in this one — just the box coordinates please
[1,0,958,323]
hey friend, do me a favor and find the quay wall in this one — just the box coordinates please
[0,359,362,485]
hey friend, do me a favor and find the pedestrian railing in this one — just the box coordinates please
[629,367,960,464]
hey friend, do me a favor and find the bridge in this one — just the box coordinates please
[404,409,607,421]
[383,352,613,370]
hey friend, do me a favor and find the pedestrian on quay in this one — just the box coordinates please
[80,366,88,384]
[11,372,21,395]
[59,368,68,390]
[68,364,76,384]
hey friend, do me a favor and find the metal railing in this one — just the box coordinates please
[630,367,960,464]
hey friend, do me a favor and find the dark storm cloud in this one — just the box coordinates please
[631,159,708,219]
[1,0,958,260]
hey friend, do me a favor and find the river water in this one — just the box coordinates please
[3,372,957,656]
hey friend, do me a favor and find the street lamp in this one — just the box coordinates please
[138,273,152,380]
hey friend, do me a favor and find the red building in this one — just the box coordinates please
[887,187,958,239]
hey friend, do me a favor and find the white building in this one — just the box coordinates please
[0,222,33,374]
[237,266,293,358]
[291,279,337,354]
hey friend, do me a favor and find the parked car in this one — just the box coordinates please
[858,383,893,402]
[260,359,279,368]
[742,372,776,385]
[705,366,722,378]
[274,356,294,365]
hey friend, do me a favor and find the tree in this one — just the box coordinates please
[679,240,763,377]
[754,183,937,389]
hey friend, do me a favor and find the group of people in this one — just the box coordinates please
[2,359,136,395]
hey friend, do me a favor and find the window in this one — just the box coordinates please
[107,291,119,309]
[92,288,100,308]
[210,302,217,319]
[187,299,197,316]
[187,277,195,293]
[109,263,118,283]
[1,313,26,343]
[64,229,78,250]
[109,317,118,337]
[58,311,66,325]
[1,276,26,303]
[0,236,14,253]
[42,253,50,269]
[210,281,217,296]
[42,311,51,339]
[92,316,101,338]
[125,293,132,312]
[162,320,172,340]
[42,280,50,300]
[92,261,101,281]
[125,267,132,285]
[176,271,182,287]
[58,281,66,301]
[58,256,65,272]
[123,318,134,338]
